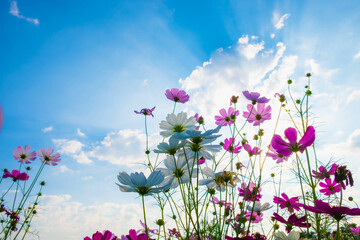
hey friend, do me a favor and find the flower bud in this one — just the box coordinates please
[145,150,150,155]
[287,79,293,84]
[156,219,164,226]
[306,73,311,77]
[40,181,46,186]
[26,167,31,171]
[349,196,354,201]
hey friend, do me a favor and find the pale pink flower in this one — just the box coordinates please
[13,145,36,164]
[37,148,61,166]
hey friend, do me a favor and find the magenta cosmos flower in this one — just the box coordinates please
[238,182,262,201]
[243,144,261,157]
[267,145,289,163]
[13,145,36,164]
[215,107,239,126]
[350,226,360,237]
[197,157,206,165]
[37,148,61,166]
[125,229,155,240]
[210,196,233,208]
[273,193,300,213]
[3,170,29,181]
[246,211,263,223]
[223,138,242,153]
[243,103,271,126]
[84,230,118,240]
[134,107,155,117]
[225,234,266,240]
[302,199,360,221]
[271,126,315,157]
[272,213,310,233]
[242,91,270,105]
[319,178,341,196]
[312,163,337,179]
[165,88,189,103]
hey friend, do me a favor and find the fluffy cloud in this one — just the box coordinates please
[52,139,92,164]
[346,89,360,104]
[305,59,339,79]
[31,194,160,240]
[273,13,290,30]
[179,36,291,122]
[76,128,86,137]
[88,129,160,167]
[354,50,360,59]
[42,126,53,133]
[9,1,39,25]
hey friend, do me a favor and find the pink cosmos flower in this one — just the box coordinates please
[302,199,360,221]
[214,107,239,126]
[267,145,289,163]
[243,144,261,157]
[350,226,360,237]
[319,178,341,196]
[13,145,36,164]
[223,138,242,154]
[242,91,270,104]
[3,170,29,181]
[134,107,155,117]
[139,220,158,235]
[238,182,262,202]
[243,103,271,126]
[210,196,233,208]
[273,193,300,213]
[37,148,61,166]
[165,88,189,103]
[312,163,337,179]
[125,229,155,240]
[84,230,118,240]
[245,211,263,223]
[271,126,315,157]
[197,157,206,165]
[272,213,309,233]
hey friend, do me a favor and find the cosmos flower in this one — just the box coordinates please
[174,125,222,160]
[84,230,118,240]
[230,95,239,105]
[267,145,290,163]
[159,112,197,138]
[272,213,310,233]
[210,196,233,208]
[245,211,263,223]
[37,148,61,166]
[334,165,354,190]
[243,144,262,157]
[13,145,36,164]
[242,91,270,104]
[134,107,155,117]
[153,136,186,155]
[271,126,315,157]
[3,170,29,181]
[117,171,169,196]
[350,226,360,237]
[225,233,266,240]
[157,155,197,189]
[139,220,158,235]
[319,178,341,196]
[215,107,239,126]
[301,199,360,221]
[124,229,155,240]
[312,163,337,179]
[238,182,262,202]
[199,167,238,191]
[243,103,271,126]
[165,88,189,103]
[223,138,242,154]
[273,193,300,213]
[273,231,300,240]
[246,201,272,212]
[197,157,206,165]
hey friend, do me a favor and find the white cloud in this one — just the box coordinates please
[141,79,149,86]
[42,126,53,133]
[82,176,93,180]
[273,13,290,30]
[179,36,288,122]
[270,33,275,39]
[52,139,92,164]
[354,50,360,59]
[88,129,159,167]
[346,89,360,104]
[58,165,73,173]
[305,58,339,79]
[9,1,39,25]
[77,128,86,137]
[31,194,160,240]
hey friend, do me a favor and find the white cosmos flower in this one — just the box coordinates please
[273,231,300,240]
[157,155,197,188]
[246,201,272,212]
[159,112,197,138]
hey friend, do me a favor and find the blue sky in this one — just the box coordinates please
[1,0,360,239]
